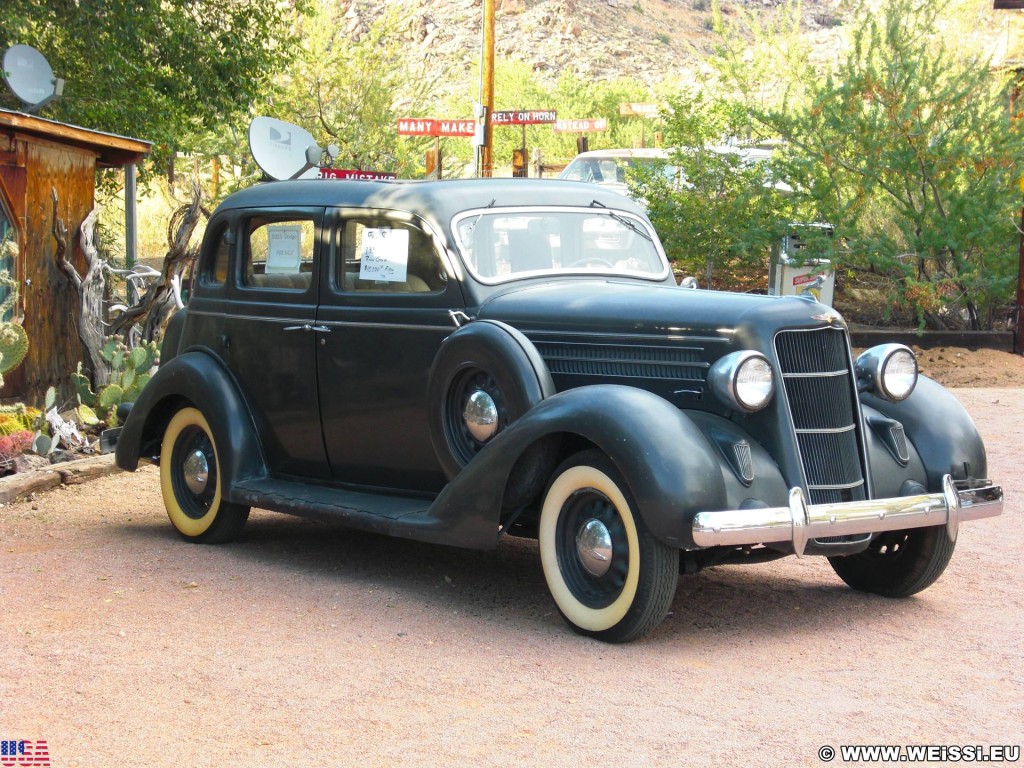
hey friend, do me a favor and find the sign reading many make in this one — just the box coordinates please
[397,118,476,137]
[492,110,557,125]
[553,118,609,133]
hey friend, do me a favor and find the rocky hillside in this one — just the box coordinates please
[338,0,845,90]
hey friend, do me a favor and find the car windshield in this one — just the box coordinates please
[452,206,670,284]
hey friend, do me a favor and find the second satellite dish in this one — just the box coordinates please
[248,116,322,181]
[2,44,64,112]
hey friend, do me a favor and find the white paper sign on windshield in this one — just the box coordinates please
[265,225,303,274]
[359,228,409,282]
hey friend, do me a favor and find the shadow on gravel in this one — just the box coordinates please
[119,511,938,645]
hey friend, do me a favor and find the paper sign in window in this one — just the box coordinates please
[359,228,409,282]
[265,225,303,274]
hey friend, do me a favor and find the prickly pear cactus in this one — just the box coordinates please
[0,270,29,389]
[72,338,158,424]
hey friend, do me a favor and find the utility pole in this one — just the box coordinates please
[480,0,495,177]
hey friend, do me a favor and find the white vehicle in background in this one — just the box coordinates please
[558,148,678,201]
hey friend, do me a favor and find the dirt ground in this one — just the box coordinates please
[911,345,1024,388]
[2,380,1021,766]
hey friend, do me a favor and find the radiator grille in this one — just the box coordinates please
[775,328,866,505]
[532,340,707,381]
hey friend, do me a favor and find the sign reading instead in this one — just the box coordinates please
[319,168,397,180]
[492,110,557,125]
[553,118,609,133]
[397,118,476,137]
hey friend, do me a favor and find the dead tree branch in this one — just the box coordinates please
[109,183,204,345]
[51,188,111,388]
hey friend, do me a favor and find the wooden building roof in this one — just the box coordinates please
[0,107,151,167]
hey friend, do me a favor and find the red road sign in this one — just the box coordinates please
[553,118,609,133]
[318,168,397,180]
[397,118,476,137]
[492,110,557,125]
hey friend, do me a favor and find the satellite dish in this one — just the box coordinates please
[248,116,322,181]
[2,44,64,112]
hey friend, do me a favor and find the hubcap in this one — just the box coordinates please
[183,449,210,495]
[576,518,613,577]
[463,389,498,442]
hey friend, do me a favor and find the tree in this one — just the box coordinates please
[632,88,798,287]
[262,4,445,179]
[712,0,1024,329]
[0,0,308,184]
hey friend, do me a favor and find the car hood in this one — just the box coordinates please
[477,279,846,351]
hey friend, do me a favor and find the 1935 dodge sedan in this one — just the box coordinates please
[114,178,1003,643]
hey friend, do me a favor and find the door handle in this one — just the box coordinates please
[283,324,331,333]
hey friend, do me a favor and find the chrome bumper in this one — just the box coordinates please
[691,475,1003,557]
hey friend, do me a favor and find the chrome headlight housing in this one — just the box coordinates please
[708,350,775,413]
[855,343,918,402]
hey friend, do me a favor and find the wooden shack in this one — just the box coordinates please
[0,108,151,404]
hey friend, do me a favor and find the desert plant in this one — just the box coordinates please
[0,270,29,389]
[71,338,157,425]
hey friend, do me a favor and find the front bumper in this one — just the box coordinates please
[691,475,1003,556]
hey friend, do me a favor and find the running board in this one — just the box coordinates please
[229,477,492,548]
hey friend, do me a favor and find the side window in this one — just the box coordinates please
[339,218,447,294]
[243,216,316,291]
[0,193,18,320]
[200,223,232,288]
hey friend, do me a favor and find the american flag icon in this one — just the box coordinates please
[0,740,50,767]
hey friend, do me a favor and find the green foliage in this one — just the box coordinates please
[71,339,157,424]
[707,0,1024,329]
[251,5,441,180]
[442,61,663,173]
[634,88,797,286]
[0,0,309,186]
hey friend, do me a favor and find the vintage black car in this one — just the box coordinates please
[115,178,1003,643]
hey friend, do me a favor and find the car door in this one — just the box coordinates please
[316,209,465,492]
[220,207,329,478]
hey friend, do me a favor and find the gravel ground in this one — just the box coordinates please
[1,389,1021,768]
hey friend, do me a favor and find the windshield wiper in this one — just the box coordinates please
[589,200,653,242]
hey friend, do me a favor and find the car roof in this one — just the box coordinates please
[213,178,650,235]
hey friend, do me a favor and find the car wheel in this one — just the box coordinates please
[539,450,678,643]
[827,525,955,597]
[160,406,249,544]
[428,320,554,480]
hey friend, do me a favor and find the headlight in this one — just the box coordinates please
[709,351,775,413]
[855,343,918,402]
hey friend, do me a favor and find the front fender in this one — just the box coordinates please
[115,351,267,495]
[861,375,987,491]
[428,384,728,548]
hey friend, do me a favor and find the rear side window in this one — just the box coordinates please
[243,217,316,291]
[200,223,232,288]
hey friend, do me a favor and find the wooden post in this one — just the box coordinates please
[480,0,495,177]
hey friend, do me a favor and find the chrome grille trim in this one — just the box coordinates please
[775,328,867,505]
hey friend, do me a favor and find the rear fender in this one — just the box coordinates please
[115,351,267,497]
